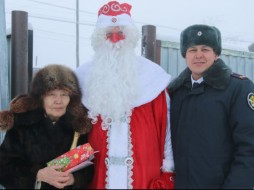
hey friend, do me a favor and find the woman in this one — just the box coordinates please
[0,64,93,189]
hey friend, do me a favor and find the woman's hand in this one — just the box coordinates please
[37,165,74,189]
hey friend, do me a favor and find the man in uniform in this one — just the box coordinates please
[168,24,254,189]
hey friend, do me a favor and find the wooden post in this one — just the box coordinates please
[155,39,161,64]
[28,28,33,92]
[11,11,29,98]
[141,25,156,63]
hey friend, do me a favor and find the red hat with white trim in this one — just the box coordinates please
[96,1,135,27]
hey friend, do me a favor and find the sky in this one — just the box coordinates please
[4,0,254,70]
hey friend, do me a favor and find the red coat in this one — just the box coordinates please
[88,91,167,189]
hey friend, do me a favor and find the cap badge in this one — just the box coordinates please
[111,17,117,23]
[197,31,202,36]
[247,93,254,110]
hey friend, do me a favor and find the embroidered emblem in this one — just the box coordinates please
[247,93,254,110]
[112,17,117,23]
[197,31,202,36]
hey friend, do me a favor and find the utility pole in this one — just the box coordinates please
[76,0,79,67]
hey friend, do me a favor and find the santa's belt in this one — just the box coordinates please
[105,156,133,166]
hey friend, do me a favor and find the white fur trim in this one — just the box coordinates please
[107,164,128,188]
[162,159,174,172]
[96,14,135,27]
[107,122,129,188]
[108,122,128,157]
[134,56,171,107]
[162,92,175,172]
[75,56,171,108]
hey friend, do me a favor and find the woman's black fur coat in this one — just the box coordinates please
[0,108,93,189]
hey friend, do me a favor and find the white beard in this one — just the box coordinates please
[85,26,141,124]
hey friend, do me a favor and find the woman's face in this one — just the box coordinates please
[43,89,70,121]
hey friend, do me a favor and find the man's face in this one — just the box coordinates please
[185,45,219,80]
[106,26,125,43]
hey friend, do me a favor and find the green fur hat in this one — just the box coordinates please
[180,24,222,57]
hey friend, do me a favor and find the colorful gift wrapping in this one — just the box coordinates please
[47,143,95,172]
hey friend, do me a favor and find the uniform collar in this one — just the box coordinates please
[191,76,204,86]
[168,58,232,92]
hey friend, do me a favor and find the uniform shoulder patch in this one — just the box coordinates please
[231,72,247,80]
[247,93,254,110]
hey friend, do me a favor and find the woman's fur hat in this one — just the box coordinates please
[180,24,222,57]
[0,64,91,134]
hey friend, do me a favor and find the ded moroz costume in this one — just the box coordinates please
[75,1,175,189]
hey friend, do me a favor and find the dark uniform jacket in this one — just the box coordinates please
[0,108,93,189]
[168,58,254,189]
